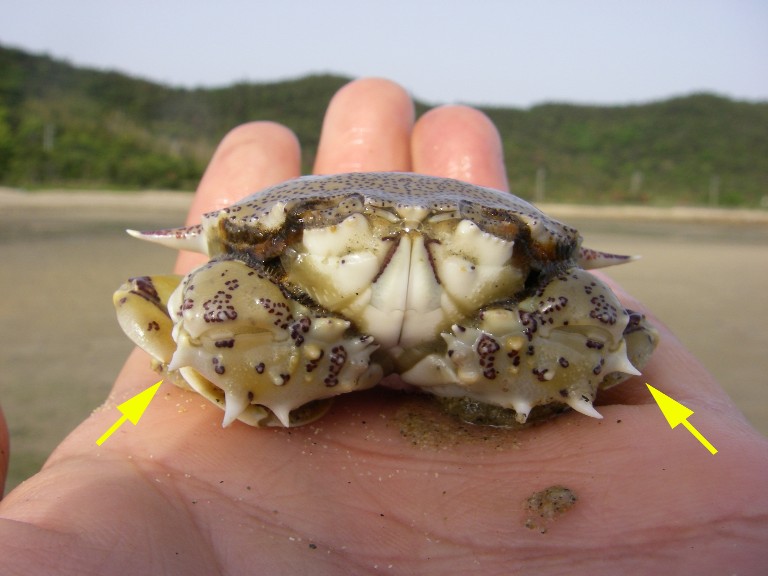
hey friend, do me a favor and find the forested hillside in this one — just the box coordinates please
[1,44,766,206]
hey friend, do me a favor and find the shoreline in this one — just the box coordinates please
[2,187,767,224]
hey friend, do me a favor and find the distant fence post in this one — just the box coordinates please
[709,175,720,207]
[630,170,643,198]
[535,167,546,203]
[43,122,55,152]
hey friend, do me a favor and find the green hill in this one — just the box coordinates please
[1,44,766,206]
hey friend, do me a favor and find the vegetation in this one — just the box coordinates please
[485,96,768,206]
[1,44,766,206]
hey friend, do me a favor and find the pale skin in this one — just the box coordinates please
[1,79,767,575]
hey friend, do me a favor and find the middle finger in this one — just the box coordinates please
[313,78,415,174]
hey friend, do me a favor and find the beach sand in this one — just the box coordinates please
[2,189,767,492]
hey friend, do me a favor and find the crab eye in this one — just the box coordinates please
[219,218,300,262]
[292,193,365,228]
[458,202,525,242]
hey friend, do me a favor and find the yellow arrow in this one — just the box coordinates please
[96,381,163,446]
[646,383,717,455]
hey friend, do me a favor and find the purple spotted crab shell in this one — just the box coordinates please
[114,172,658,428]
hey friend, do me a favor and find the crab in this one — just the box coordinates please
[114,172,658,428]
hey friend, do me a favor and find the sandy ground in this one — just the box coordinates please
[1,189,767,493]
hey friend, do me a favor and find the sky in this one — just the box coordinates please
[1,0,767,108]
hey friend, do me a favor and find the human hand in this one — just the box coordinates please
[1,78,766,575]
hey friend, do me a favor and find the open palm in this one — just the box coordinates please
[2,79,766,575]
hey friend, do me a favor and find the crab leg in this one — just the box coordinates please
[114,275,182,365]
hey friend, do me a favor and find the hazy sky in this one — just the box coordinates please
[2,0,766,107]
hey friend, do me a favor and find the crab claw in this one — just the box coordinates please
[127,224,209,255]
[163,258,382,428]
[578,247,638,270]
[400,267,649,425]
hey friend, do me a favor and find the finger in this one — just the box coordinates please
[411,105,508,190]
[176,122,300,273]
[313,78,414,174]
[0,406,8,496]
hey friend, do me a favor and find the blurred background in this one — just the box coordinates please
[1,1,767,492]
